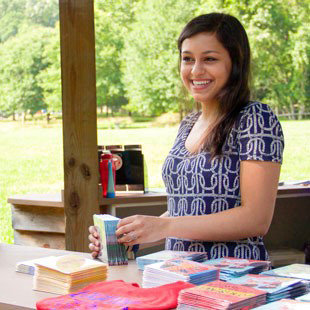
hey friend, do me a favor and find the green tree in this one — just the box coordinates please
[37,23,62,114]
[0,26,51,118]
[95,0,141,115]
[122,0,222,116]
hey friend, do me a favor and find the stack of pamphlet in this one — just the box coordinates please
[296,292,310,302]
[33,254,108,294]
[136,250,208,270]
[253,298,309,309]
[229,274,308,302]
[142,258,219,288]
[261,263,310,281]
[93,214,128,265]
[16,256,56,275]
[177,280,266,309]
[202,257,271,281]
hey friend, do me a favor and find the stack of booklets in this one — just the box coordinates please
[202,257,271,281]
[261,263,310,281]
[16,256,56,275]
[33,254,108,294]
[296,291,310,302]
[253,298,310,309]
[142,258,219,288]
[177,280,267,309]
[229,274,309,303]
[93,214,128,265]
[136,250,208,270]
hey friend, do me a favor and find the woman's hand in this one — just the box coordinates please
[115,215,168,246]
[88,226,100,258]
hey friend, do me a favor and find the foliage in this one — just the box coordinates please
[0,0,309,118]
[0,26,51,117]
[37,23,62,113]
[122,0,204,116]
[0,0,58,43]
[95,0,141,114]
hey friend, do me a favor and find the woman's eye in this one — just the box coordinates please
[205,57,216,62]
[182,56,193,62]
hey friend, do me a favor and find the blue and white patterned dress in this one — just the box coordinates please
[162,101,284,260]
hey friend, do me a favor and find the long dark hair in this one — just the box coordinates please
[178,13,251,157]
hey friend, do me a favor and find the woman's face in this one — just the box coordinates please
[180,32,232,106]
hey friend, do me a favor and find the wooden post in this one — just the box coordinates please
[59,0,99,252]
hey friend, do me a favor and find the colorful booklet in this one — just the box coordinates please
[16,256,56,275]
[177,280,267,310]
[136,250,208,270]
[93,214,128,266]
[33,254,108,294]
[261,263,310,281]
[202,257,271,281]
[229,274,308,303]
[143,258,219,288]
[253,298,310,309]
[296,292,310,302]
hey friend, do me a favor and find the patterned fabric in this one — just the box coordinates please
[162,102,284,260]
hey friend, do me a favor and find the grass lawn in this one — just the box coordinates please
[0,119,309,244]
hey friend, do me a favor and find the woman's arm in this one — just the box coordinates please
[116,161,281,244]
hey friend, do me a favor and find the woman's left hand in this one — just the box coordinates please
[115,215,167,246]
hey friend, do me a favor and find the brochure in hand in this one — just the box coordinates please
[93,214,128,266]
[136,250,208,270]
[202,257,271,281]
[229,274,308,303]
[142,258,219,288]
[177,280,267,310]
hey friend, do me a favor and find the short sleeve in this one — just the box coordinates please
[237,103,284,163]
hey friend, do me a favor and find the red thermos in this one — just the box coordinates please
[100,153,116,197]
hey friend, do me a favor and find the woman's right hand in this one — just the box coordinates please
[88,226,100,258]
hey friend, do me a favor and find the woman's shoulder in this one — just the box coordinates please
[237,101,281,129]
[240,101,275,116]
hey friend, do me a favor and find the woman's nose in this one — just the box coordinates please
[191,61,205,75]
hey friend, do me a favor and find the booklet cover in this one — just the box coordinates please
[143,258,219,288]
[33,254,108,294]
[177,280,266,309]
[261,263,310,281]
[16,256,56,275]
[202,257,271,281]
[136,250,208,270]
[296,292,310,302]
[229,274,308,302]
[253,298,310,309]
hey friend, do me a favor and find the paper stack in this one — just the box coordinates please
[261,263,310,281]
[93,214,128,265]
[229,274,308,303]
[142,258,219,288]
[296,291,310,302]
[136,250,208,270]
[202,257,271,281]
[253,298,310,309]
[16,256,56,275]
[33,254,108,294]
[177,280,267,310]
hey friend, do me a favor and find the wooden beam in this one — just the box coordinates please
[59,0,99,252]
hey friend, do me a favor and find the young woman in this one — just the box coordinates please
[89,13,284,260]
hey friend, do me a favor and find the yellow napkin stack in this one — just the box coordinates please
[33,254,108,294]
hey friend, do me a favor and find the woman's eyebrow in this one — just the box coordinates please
[181,50,220,54]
